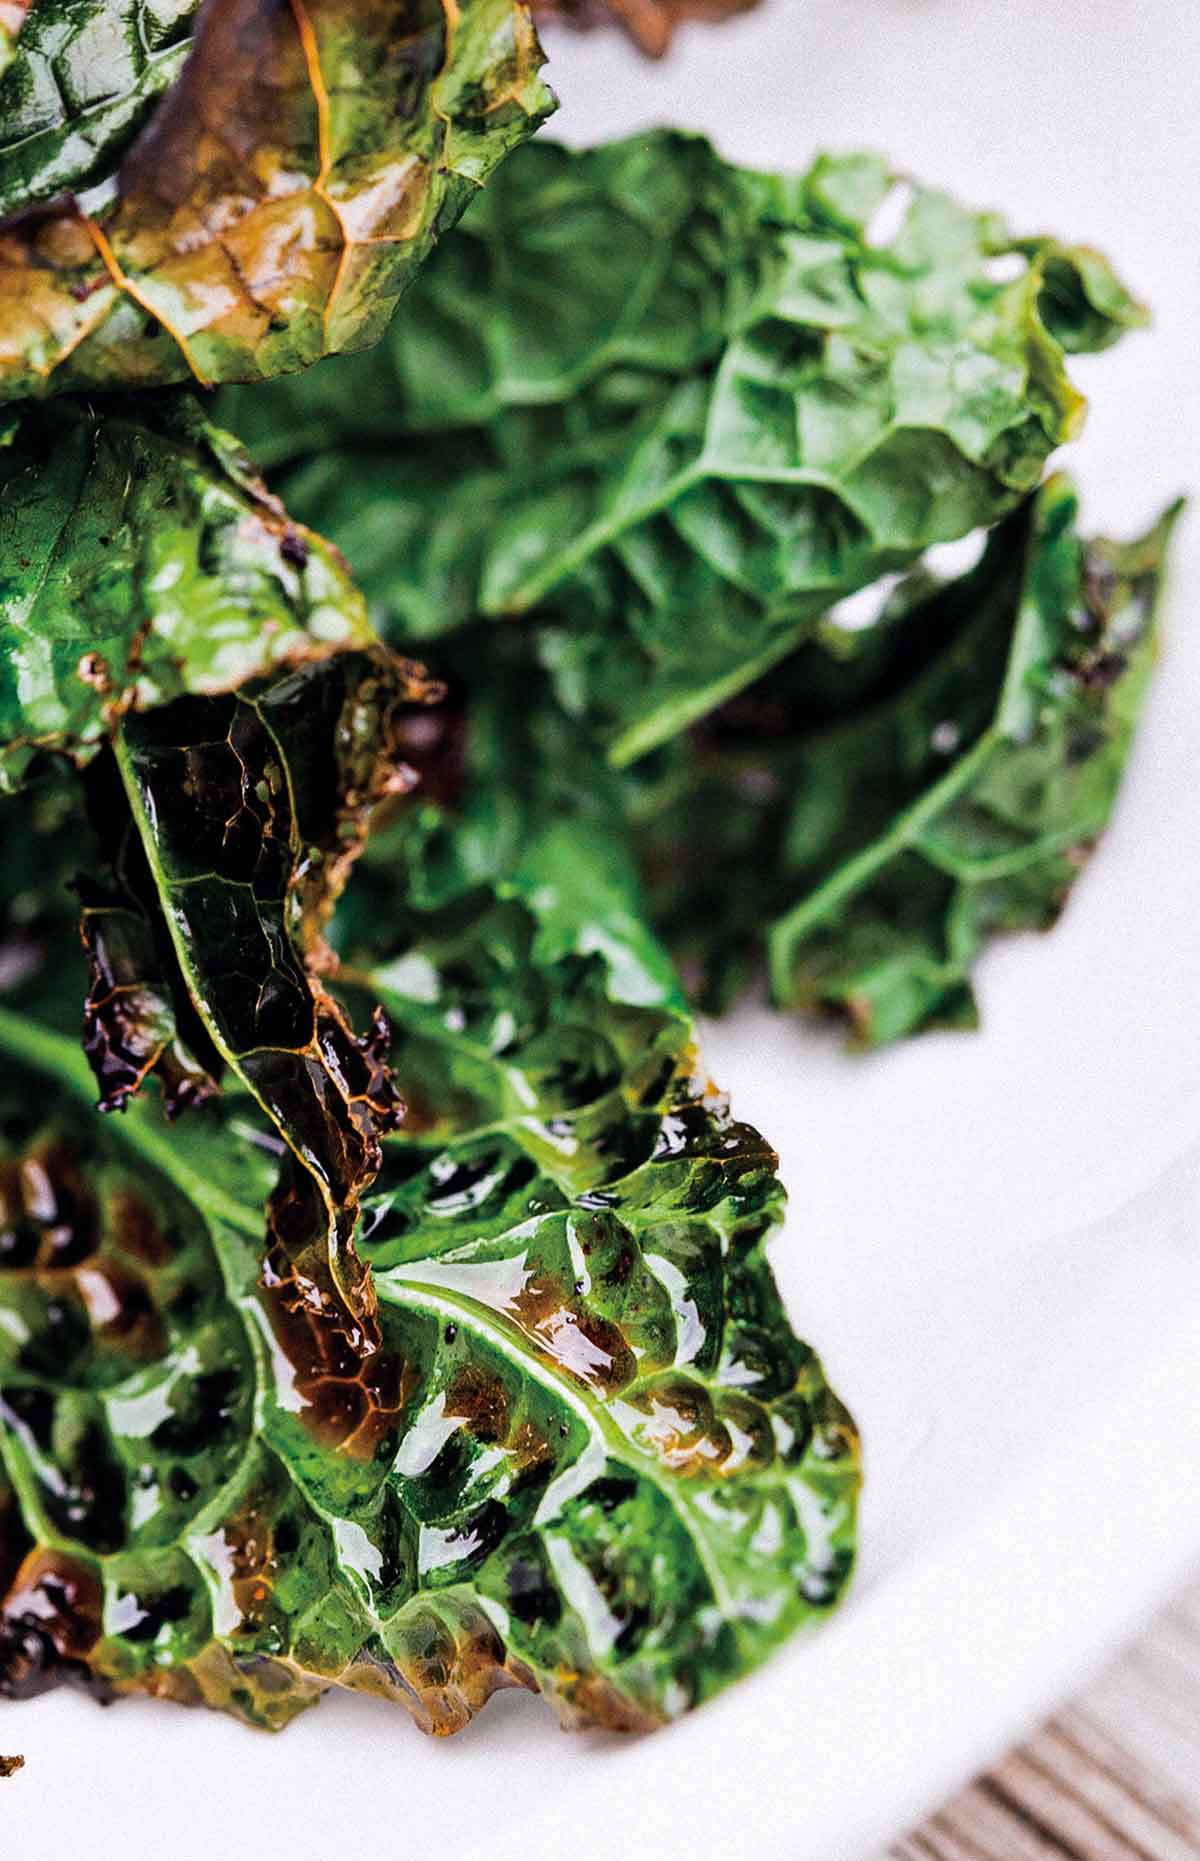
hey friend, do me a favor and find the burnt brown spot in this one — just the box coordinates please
[386,1600,522,1738]
[77,889,220,1119]
[107,1187,174,1267]
[14,1137,99,1270]
[505,1419,554,1492]
[445,1365,509,1443]
[555,1664,664,1734]
[279,526,309,569]
[0,1551,106,1702]
[510,1274,637,1395]
[618,1376,736,1476]
[258,1164,407,1459]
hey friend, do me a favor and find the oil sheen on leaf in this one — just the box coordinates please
[0,395,377,793]
[0,826,860,1729]
[220,132,1145,761]
[0,0,553,399]
[108,649,443,1461]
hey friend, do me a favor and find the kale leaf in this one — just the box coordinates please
[0,772,859,1730]
[0,395,380,793]
[630,477,1181,1042]
[0,0,553,399]
[0,398,858,1733]
[219,132,1145,762]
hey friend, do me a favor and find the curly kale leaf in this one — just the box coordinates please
[219,132,1145,762]
[0,772,859,1731]
[0,395,381,793]
[0,448,857,1732]
[534,0,759,57]
[0,0,553,400]
[630,477,1181,1044]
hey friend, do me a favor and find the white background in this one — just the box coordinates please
[5,2,1200,1856]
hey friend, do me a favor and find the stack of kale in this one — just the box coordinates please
[0,0,1176,1738]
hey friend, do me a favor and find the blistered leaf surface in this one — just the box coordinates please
[221,132,1144,760]
[0,396,376,792]
[0,822,859,1731]
[631,478,1179,1042]
[0,0,553,399]
[109,650,442,1459]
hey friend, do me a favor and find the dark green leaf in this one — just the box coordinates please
[631,477,1181,1044]
[0,0,200,218]
[0,395,378,793]
[0,0,553,398]
[0,758,86,1036]
[220,132,1145,760]
[0,796,860,1731]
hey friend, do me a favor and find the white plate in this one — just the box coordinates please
[6,2,1200,1856]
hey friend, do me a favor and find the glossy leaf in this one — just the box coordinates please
[0,759,86,1037]
[108,648,442,1461]
[0,0,199,216]
[0,812,860,1731]
[630,478,1180,1043]
[0,0,553,400]
[221,132,1145,760]
[0,395,377,794]
[535,0,758,57]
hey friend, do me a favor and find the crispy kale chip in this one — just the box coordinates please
[220,132,1145,761]
[0,0,553,400]
[0,401,858,1733]
[629,478,1180,1042]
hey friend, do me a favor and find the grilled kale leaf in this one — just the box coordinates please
[0,0,552,400]
[630,477,1180,1043]
[0,395,858,1732]
[0,765,859,1730]
[0,395,380,793]
[219,132,1145,761]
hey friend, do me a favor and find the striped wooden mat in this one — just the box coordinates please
[881,1576,1200,1860]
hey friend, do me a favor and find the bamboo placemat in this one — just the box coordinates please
[880,1572,1200,1860]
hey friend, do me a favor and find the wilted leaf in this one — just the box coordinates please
[221,132,1145,761]
[535,0,758,58]
[0,0,553,399]
[106,649,442,1460]
[0,394,386,793]
[0,755,859,1730]
[631,477,1181,1042]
